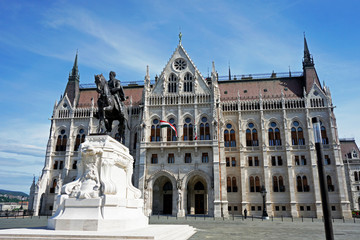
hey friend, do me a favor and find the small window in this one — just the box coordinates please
[251,206,255,211]
[59,161,64,170]
[60,129,66,135]
[257,206,261,211]
[248,157,253,166]
[72,161,77,170]
[231,157,236,167]
[226,123,232,129]
[185,153,192,163]
[168,153,175,164]
[331,206,336,211]
[306,206,311,211]
[300,206,304,211]
[282,206,286,211]
[271,156,276,166]
[264,89,268,92]
[244,90,248,93]
[49,205,53,211]
[151,154,158,164]
[224,91,228,94]
[228,206,232,211]
[226,157,230,167]
[254,157,259,166]
[234,206,238,211]
[202,153,209,163]
[275,206,280,211]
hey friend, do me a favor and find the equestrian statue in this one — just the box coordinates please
[94,71,129,142]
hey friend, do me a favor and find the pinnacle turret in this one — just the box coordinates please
[69,51,79,81]
[303,34,314,68]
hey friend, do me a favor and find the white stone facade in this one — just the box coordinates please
[31,39,352,219]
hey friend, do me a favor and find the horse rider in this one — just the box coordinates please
[108,71,125,110]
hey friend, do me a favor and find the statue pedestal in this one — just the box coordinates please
[48,135,148,231]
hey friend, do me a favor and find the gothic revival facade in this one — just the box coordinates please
[341,138,360,211]
[30,37,352,218]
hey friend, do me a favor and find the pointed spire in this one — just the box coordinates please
[179,31,182,44]
[303,33,314,68]
[228,61,231,80]
[70,50,79,79]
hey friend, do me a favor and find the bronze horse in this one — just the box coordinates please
[94,74,128,142]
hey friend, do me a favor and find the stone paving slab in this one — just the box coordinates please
[1,216,360,240]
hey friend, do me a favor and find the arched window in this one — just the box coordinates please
[200,117,210,140]
[224,123,236,147]
[50,179,57,193]
[255,176,261,192]
[232,177,238,192]
[303,176,310,192]
[297,175,310,192]
[227,177,231,192]
[224,130,230,147]
[273,176,279,192]
[291,121,305,145]
[168,73,177,93]
[183,117,193,141]
[246,123,258,146]
[279,176,285,192]
[151,119,161,142]
[321,123,329,145]
[184,72,193,92]
[273,175,286,192]
[249,176,255,192]
[327,175,334,192]
[268,122,282,146]
[296,176,303,192]
[56,129,67,151]
[166,118,177,141]
[74,128,86,151]
[355,172,359,181]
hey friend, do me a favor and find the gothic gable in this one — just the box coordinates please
[151,43,210,96]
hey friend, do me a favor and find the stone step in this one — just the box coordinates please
[0,224,196,240]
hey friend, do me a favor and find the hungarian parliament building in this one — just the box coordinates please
[29,37,359,219]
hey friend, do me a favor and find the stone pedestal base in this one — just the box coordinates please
[48,196,148,231]
[177,209,185,217]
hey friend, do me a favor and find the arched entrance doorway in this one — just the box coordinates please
[152,176,174,215]
[187,176,208,215]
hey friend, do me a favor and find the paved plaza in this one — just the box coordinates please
[0,216,359,239]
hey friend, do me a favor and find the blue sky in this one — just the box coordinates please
[0,0,359,194]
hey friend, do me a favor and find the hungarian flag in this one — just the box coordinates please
[160,120,178,137]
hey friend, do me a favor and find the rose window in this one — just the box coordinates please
[173,58,187,71]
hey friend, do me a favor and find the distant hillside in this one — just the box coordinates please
[0,189,29,197]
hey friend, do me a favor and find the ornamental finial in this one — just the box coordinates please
[179,31,182,44]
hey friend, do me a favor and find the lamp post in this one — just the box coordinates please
[20,196,24,210]
[260,185,269,219]
[312,117,334,240]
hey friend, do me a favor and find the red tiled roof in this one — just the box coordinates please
[77,86,144,108]
[219,77,304,100]
[340,139,360,157]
